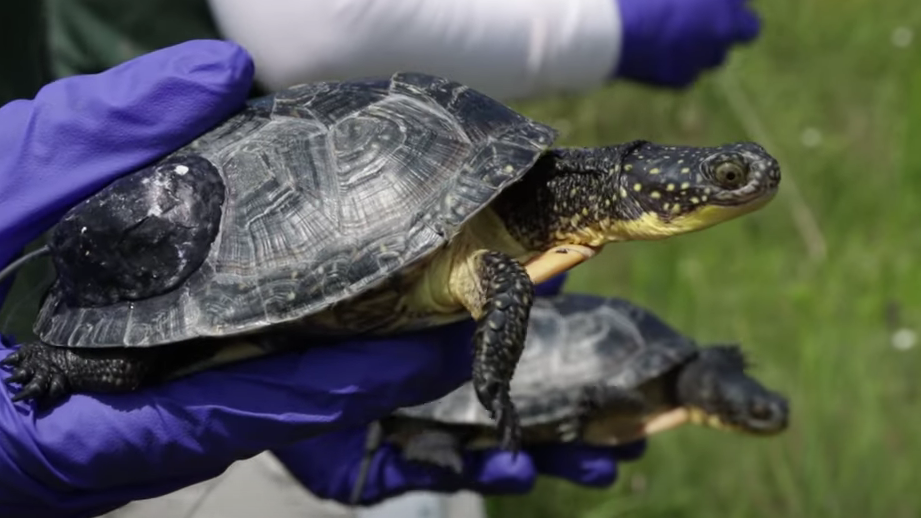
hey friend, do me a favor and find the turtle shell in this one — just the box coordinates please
[34,72,558,348]
[393,293,699,427]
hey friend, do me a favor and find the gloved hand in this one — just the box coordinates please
[271,270,646,506]
[274,423,647,506]
[0,40,646,518]
[613,0,762,88]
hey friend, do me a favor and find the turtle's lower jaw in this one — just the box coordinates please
[650,192,777,239]
[741,396,791,435]
[710,179,780,207]
[686,400,790,436]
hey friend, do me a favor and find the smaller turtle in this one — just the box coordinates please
[350,293,789,501]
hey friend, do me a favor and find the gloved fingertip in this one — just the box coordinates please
[698,46,729,71]
[528,443,619,487]
[662,70,700,90]
[735,8,762,43]
[610,439,648,461]
[468,450,537,494]
[148,39,255,100]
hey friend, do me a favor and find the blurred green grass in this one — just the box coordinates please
[488,0,921,517]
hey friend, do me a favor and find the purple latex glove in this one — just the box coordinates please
[613,0,762,88]
[274,424,647,507]
[0,41,645,517]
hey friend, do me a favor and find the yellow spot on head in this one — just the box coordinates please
[624,164,633,171]
[649,168,660,174]
[681,167,690,174]
[620,187,628,198]
[633,183,642,192]
[677,159,684,164]
[503,165,514,173]
[650,191,661,199]
[671,203,682,213]
[701,195,708,202]
[680,182,690,190]
[582,208,589,216]
[666,183,675,191]
[690,196,700,204]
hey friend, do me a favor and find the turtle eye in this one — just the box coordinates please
[713,161,747,189]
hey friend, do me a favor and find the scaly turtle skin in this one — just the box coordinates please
[0,72,781,450]
[354,293,789,490]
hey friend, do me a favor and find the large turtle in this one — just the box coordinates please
[350,293,789,501]
[0,72,781,449]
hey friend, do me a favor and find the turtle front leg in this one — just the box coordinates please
[457,250,535,453]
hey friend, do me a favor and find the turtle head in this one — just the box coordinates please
[675,345,789,436]
[603,140,781,240]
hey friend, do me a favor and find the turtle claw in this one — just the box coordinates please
[491,390,522,454]
[5,367,33,385]
[2,344,70,406]
[0,348,23,367]
[10,371,70,407]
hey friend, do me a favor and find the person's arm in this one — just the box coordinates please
[206,0,761,99]
[207,0,620,101]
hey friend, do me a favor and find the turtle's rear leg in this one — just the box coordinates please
[459,250,535,453]
[1,342,169,406]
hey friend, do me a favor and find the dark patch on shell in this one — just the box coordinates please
[48,155,224,308]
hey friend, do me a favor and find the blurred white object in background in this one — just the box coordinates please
[357,491,486,518]
[99,451,484,518]
[207,0,622,101]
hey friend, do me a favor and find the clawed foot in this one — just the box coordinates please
[469,250,532,455]
[487,387,522,453]
[1,344,71,405]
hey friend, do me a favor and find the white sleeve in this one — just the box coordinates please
[206,0,622,101]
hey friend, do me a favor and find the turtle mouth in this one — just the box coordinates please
[730,396,790,435]
[739,413,789,435]
[710,181,778,206]
[708,168,781,206]
[689,394,789,435]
